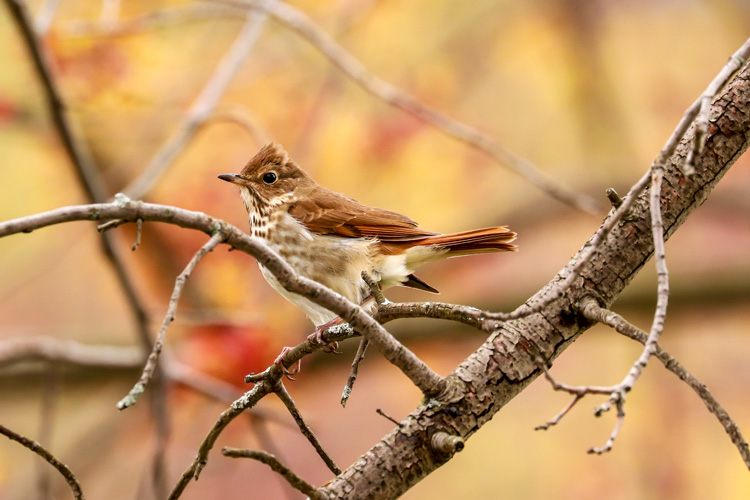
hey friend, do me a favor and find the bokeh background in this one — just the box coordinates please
[1,0,749,498]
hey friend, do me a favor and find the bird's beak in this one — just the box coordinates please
[218,173,249,186]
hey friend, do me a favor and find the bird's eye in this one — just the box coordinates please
[262,172,277,184]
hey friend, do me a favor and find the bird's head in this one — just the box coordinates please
[218,143,313,210]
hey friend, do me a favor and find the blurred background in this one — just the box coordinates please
[1,0,749,498]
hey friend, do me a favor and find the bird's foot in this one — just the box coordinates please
[307,318,343,354]
[273,346,301,380]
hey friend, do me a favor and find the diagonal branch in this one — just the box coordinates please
[0,423,85,500]
[578,297,750,469]
[168,381,273,500]
[118,231,226,410]
[0,199,445,397]
[222,448,325,499]
[274,381,342,474]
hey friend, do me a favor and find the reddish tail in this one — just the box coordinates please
[418,226,517,256]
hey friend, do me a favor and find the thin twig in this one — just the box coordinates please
[587,395,625,454]
[375,408,400,426]
[96,219,128,232]
[614,166,669,392]
[534,393,583,431]
[122,5,272,200]
[361,271,385,306]
[218,0,601,215]
[578,297,750,469]
[131,218,143,250]
[274,381,342,474]
[341,338,368,407]
[118,232,225,410]
[4,0,109,203]
[168,382,272,500]
[536,358,626,452]
[222,448,325,499]
[375,301,487,331]
[0,423,85,500]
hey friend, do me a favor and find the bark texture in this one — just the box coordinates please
[318,65,750,499]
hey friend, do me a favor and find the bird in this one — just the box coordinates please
[219,143,516,361]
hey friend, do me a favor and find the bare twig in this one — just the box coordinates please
[216,0,601,215]
[375,408,400,426]
[122,6,272,200]
[482,36,750,324]
[578,297,750,469]
[168,382,272,500]
[605,188,623,208]
[0,423,85,500]
[536,358,627,452]
[361,271,385,306]
[131,218,143,250]
[118,232,225,410]
[613,166,669,393]
[274,381,342,474]
[587,394,625,454]
[375,301,488,331]
[222,448,325,499]
[96,219,128,232]
[340,338,368,407]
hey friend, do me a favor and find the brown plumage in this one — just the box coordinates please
[219,143,516,326]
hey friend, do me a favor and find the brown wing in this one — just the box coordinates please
[288,188,437,242]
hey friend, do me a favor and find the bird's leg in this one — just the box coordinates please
[273,346,301,380]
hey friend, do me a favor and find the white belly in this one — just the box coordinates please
[255,212,444,326]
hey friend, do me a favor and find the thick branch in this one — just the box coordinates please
[316,58,750,499]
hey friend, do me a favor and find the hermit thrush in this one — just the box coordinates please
[219,143,516,331]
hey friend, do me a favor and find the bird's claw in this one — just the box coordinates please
[273,346,301,380]
[307,328,341,354]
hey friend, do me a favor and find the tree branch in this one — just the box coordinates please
[118,232,225,410]
[0,198,445,396]
[316,53,750,499]
[578,297,750,469]
[222,448,325,499]
[0,423,85,500]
